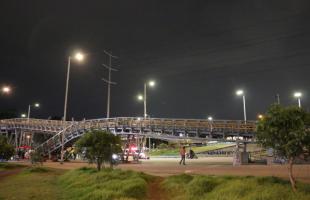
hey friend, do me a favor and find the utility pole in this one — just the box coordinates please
[275,94,280,104]
[102,50,118,118]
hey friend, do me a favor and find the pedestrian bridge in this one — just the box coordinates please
[0,117,256,155]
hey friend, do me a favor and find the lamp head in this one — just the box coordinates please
[236,90,244,96]
[2,86,11,94]
[137,95,143,101]
[74,52,84,61]
[294,92,302,98]
[148,80,155,87]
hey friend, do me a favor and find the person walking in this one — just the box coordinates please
[179,146,186,165]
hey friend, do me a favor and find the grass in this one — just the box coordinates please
[150,143,233,156]
[1,163,310,200]
[0,162,25,170]
[162,175,310,200]
[59,167,152,200]
[0,166,65,200]
[0,166,152,200]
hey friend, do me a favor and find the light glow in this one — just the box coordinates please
[148,80,155,87]
[294,92,302,98]
[74,52,84,61]
[137,94,143,101]
[236,90,244,96]
[2,86,11,94]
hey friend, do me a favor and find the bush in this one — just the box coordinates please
[59,168,151,200]
[162,175,310,200]
[0,135,14,160]
[158,143,168,149]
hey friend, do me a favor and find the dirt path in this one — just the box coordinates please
[10,158,310,183]
[147,177,167,200]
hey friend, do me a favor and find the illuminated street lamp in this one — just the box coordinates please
[258,114,264,120]
[137,94,143,101]
[21,113,27,118]
[26,135,31,146]
[138,80,156,118]
[293,92,302,108]
[61,51,85,164]
[28,102,40,119]
[1,86,11,94]
[207,116,213,132]
[63,51,85,122]
[236,89,247,123]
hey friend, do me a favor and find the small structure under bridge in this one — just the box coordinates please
[0,117,256,157]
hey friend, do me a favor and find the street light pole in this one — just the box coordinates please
[27,103,40,121]
[144,83,147,118]
[61,52,84,164]
[61,56,71,164]
[294,92,302,108]
[27,104,31,119]
[63,56,71,122]
[236,90,247,123]
[242,95,247,122]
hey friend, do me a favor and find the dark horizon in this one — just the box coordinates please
[1,0,310,121]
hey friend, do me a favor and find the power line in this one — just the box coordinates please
[101,50,118,118]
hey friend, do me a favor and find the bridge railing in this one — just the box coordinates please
[0,117,257,132]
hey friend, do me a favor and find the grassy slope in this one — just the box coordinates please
[0,166,152,200]
[59,167,152,200]
[162,174,310,200]
[1,164,310,200]
[150,144,234,156]
[0,162,25,171]
[0,167,65,200]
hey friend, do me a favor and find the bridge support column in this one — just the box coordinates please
[48,150,51,160]
[15,129,18,153]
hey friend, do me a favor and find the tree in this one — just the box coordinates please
[29,149,44,166]
[257,104,310,191]
[0,135,15,160]
[75,130,122,171]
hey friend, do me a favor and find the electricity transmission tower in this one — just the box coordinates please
[101,50,118,118]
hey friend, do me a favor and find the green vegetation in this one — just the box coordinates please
[29,149,44,166]
[0,167,65,200]
[162,174,310,200]
[1,163,310,200]
[0,166,151,200]
[76,129,122,170]
[0,135,15,160]
[150,143,233,156]
[0,162,25,171]
[257,105,310,190]
[59,167,152,200]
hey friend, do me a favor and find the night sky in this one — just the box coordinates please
[1,0,310,120]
